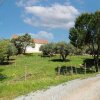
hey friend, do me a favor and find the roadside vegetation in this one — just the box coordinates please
[0,54,99,99]
[0,10,100,99]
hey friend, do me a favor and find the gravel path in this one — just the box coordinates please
[14,75,100,100]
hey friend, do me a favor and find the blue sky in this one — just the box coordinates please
[0,0,100,42]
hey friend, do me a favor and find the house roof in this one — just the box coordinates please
[12,34,48,44]
[12,34,18,39]
[33,39,48,44]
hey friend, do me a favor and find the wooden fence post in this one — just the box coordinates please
[71,66,73,75]
[75,65,77,74]
[66,66,68,75]
[97,63,99,72]
[24,65,27,81]
[84,63,86,74]
[58,67,61,75]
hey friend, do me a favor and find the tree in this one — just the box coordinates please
[69,11,100,72]
[6,43,18,60]
[55,42,70,61]
[40,42,72,61]
[11,33,33,54]
[40,43,55,57]
[67,43,76,55]
[11,38,23,54]
[0,39,9,63]
[20,33,32,53]
[0,39,17,63]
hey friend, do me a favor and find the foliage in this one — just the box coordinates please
[6,43,18,60]
[0,40,9,63]
[66,43,76,55]
[69,11,100,72]
[55,42,70,61]
[40,42,75,61]
[0,39,18,63]
[40,43,55,56]
[11,33,33,54]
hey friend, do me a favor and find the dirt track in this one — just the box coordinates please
[14,75,100,100]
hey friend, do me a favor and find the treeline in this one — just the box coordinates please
[40,42,92,61]
[0,33,33,64]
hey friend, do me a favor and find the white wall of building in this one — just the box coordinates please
[26,43,43,53]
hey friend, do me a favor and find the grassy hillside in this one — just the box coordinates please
[0,54,97,99]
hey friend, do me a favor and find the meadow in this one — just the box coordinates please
[0,54,98,100]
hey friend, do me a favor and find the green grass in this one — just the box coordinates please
[0,54,99,100]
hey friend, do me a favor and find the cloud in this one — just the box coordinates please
[16,0,48,7]
[23,3,80,29]
[16,1,80,29]
[29,31,54,41]
[16,0,39,7]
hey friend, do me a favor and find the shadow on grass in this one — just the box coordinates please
[83,58,100,68]
[24,53,34,56]
[55,65,95,75]
[38,54,57,58]
[0,69,7,81]
[0,73,7,81]
[0,62,14,65]
[50,59,70,62]
[9,58,15,61]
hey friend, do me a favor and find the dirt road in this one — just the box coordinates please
[14,75,100,100]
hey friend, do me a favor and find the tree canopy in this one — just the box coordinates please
[69,10,100,72]
[0,39,17,63]
[11,33,33,54]
[40,42,75,61]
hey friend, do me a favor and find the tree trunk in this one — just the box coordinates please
[7,55,10,61]
[91,41,99,72]
[23,45,28,54]
[95,44,100,72]
[61,53,66,61]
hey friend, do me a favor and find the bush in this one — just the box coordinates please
[40,43,55,56]
[0,39,18,63]
[6,43,18,60]
[0,40,8,63]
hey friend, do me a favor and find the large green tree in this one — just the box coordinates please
[69,11,100,72]
[11,33,33,54]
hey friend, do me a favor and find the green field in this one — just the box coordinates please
[0,54,98,100]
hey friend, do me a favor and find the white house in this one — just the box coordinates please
[26,39,48,53]
[12,35,48,53]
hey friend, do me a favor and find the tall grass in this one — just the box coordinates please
[0,54,97,99]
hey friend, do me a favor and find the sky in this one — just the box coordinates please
[0,0,100,42]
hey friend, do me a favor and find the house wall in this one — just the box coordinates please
[25,43,43,53]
